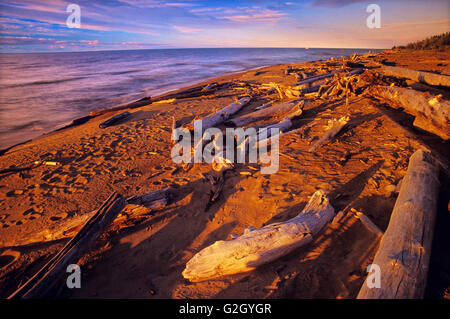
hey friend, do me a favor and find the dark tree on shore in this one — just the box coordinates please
[392,31,450,50]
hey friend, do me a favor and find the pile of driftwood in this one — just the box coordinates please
[174,54,448,297]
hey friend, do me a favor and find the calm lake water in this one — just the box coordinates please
[0,48,379,149]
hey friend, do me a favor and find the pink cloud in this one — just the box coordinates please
[172,25,203,33]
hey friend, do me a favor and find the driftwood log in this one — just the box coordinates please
[357,149,440,299]
[99,111,131,128]
[9,192,125,298]
[379,65,450,87]
[188,96,251,131]
[182,190,334,282]
[368,86,450,140]
[225,100,303,127]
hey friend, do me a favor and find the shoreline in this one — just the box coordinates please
[0,48,382,153]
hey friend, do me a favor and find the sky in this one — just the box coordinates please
[0,0,449,52]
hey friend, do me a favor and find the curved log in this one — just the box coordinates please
[182,190,335,282]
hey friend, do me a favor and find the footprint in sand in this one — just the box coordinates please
[49,212,68,222]
[0,249,20,270]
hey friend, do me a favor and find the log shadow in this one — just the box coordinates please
[68,173,245,298]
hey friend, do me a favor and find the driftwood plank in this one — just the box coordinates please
[182,190,334,282]
[369,85,450,140]
[380,65,450,87]
[357,149,440,299]
[8,192,125,299]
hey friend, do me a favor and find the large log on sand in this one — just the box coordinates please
[369,85,450,140]
[357,149,440,299]
[225,100,304,127]
[380,65,450,87]
[182,190,335,282]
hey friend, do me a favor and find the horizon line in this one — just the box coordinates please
[0,46,388,54]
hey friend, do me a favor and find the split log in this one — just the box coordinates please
[357,149,440,299]
[225,100,303,127]
[187,96,251,131]
[9,192,125,299]
[1,189,169,247]
[309,116,349,152]
[99,111,131,128]
[182,190,335,282]
[368,86,450,140]
[379,65,450,87]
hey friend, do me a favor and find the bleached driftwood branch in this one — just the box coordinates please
[368,85,450,140]
[379,65,450,87]
[357,149,440,299]
[309,116,349,152]
[187,96,251,131]
[182,190,335,282]
[225,100,303,127]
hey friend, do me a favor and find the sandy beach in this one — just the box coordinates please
[0,49,449,299]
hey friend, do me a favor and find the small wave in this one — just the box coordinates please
[3,76,86,89]
[107,68,144,75]
[1,120,44,133]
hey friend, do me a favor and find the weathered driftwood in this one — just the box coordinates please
[99,111,131,128]
[357,149,440,299]
[380,65,450,87]
[203,172,225,211]
[127,187,170,207]
[9,192,125,299]
[182,190,335,282]
[225,100,303,127]
[353,211,383,238]
[295,72,335,86]
[309,116,349,152]
[188,96,251,131]
[368,86,450,140]
[255,100,274,110]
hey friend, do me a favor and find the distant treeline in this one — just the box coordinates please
[393,31,450,50]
